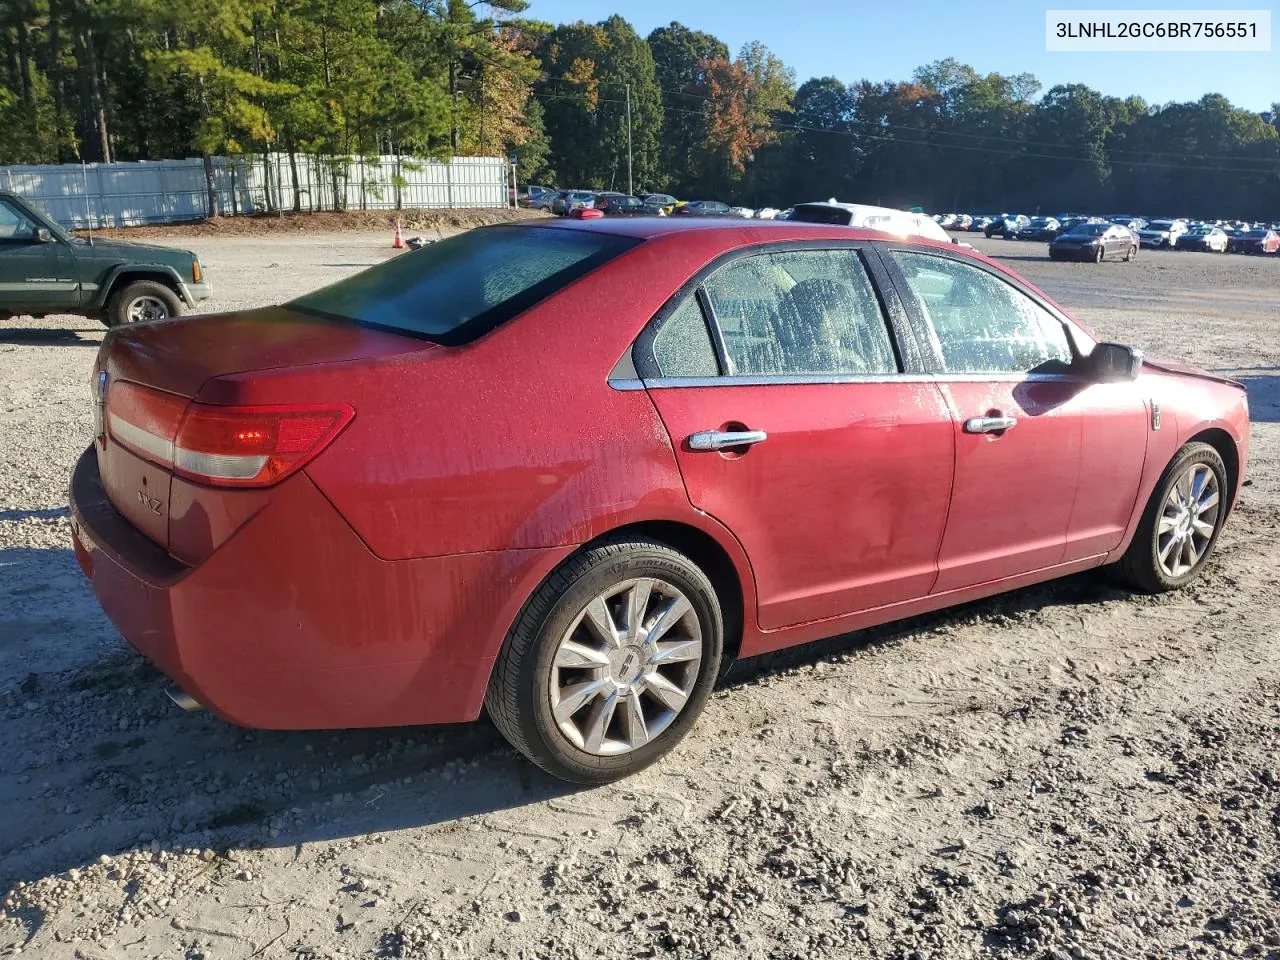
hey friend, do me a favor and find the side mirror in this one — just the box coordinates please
[36,228,54,243]
[1084,342,1143,382]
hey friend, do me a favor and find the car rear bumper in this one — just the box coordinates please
[68,446,571,729]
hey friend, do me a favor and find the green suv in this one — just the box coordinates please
[0,191,211,327]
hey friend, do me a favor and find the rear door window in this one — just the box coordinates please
[652,296,720,377]
[702,249,899,376]
[291,226,637,344]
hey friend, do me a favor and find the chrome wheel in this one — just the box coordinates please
[549,577,703,757]
[1156,463,1221,578]
[126,295,171,323]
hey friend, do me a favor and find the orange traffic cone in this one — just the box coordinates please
[392,221,404,249]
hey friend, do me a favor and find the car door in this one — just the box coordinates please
[882,247,1089,591]
[1103,227,1118,258]
[635,245,955,629]
[1110,227,1130,258]
[0,196,79,311]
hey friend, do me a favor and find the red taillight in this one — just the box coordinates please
[106,382,353,488]
[173,404,354,486]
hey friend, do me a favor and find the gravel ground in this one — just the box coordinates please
[1,232,1278,960]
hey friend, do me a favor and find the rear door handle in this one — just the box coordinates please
[963,416,1018,434]
[688,430,768,451]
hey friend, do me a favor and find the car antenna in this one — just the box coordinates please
[81,160,94,245]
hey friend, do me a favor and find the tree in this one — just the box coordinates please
[537,16,662,192]
[646,22,726,192]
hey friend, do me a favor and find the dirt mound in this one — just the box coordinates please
[78,207,550,240]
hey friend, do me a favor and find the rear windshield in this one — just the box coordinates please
[290,226,637,344]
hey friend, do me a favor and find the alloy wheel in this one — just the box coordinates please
[125,295,171,323]
[1156,463,1221,578]
[548,577,703,756]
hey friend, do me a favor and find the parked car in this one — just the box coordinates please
[641,194,677,215]
[673,200,732,216]
[551,190,597,216]
[969,216,995,233]
[1175,226,1229,253]
[1056,216,1094,235]
[1110,217,1147,231]
[523,185,558,210]
[0,191,211,327]
[984,214,1030,238]
[788,201,953,244]
[1015,217,1061,242]
[1049,222,1138,262]
[951,214,973,230]
[594,194,647,216]
[754,207,782,220]
[729,206,756,218]
[1227,228,1280,255]
[1137,219,1187,249]
[70,217,1250,783]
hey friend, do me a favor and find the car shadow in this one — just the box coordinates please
[0,507,69,522]
[0,327,103,345]
[723,568,1119,686]
[0,545,580,895]
[1,541,1138,894]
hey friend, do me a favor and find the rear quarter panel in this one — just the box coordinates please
[219,231,757,562]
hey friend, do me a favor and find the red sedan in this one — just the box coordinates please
[69,219,1251,783]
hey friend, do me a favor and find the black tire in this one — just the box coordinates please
[485,538,724,784]
[105,280,182,328]
[1110,442,1229,593]
[1124,244,1136,262]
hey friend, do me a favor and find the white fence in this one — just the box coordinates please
[0,154,513,229]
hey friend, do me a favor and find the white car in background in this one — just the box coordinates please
[1137,219,1188,248]
[788,200,962,246]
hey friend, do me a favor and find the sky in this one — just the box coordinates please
[523,0,1278,112]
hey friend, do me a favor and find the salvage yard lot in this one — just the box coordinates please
[1,233,1278,958]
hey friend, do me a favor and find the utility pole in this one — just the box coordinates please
[625,82,633,196]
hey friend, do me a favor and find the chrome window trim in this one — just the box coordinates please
[644,374,934,388]
[930,371,1085,384]
[608,371,1088,390]
[608,377,647,391]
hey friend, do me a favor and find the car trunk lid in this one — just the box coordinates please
[95,307,436,552]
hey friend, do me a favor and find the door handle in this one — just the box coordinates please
[688,430,768,451]
[963,416,1018,434]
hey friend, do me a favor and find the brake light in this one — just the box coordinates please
[106,382,353,488]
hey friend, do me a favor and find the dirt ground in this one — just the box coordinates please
[1,233,1278,960]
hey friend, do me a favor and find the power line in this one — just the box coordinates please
[528,90,1278,176]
